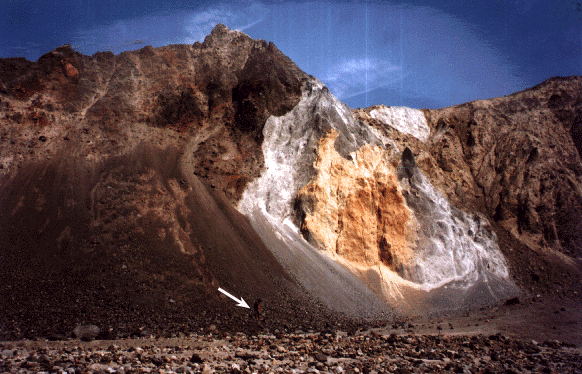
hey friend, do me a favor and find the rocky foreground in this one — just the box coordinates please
[1,329,581,374]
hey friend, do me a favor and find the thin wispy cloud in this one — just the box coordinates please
[182,2,268,44]
[293,3,525,108]
[324,57,401,100]
[72,13,178,54]
[72,2,268,56]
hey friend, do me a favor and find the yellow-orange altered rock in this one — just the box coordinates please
[298,130,415,270]
[65,63,79,78]
[60,58,79,79]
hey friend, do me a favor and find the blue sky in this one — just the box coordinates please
[1,0,580,109]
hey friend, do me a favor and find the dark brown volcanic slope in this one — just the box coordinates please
[0,25,328,341]
[0,24,307,202]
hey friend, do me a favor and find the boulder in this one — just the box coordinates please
[73,324,100,341]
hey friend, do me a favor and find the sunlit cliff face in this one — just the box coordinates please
[296,128,512,294]
[298,130,416,271]
[238,76,518,312]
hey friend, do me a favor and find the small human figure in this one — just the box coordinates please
[253,299,263,320]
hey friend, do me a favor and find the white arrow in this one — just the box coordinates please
[217,288,250,308]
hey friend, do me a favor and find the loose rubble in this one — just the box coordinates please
[1,330,580,373]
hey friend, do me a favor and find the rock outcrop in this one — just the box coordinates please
[0,24,307,203]
[427,78,582,259]
[354,76,582,295]
[239,79,391,319]
[239,77,517,312]
[297,130,414,270]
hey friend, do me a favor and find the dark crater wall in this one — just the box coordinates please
[0,23,308,203]
[0,25,326,341]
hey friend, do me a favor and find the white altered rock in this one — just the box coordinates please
[369,106,430,142]
[397,161,514,292]
[238,78,389,319]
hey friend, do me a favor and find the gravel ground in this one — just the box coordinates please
[1,328,581,374]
